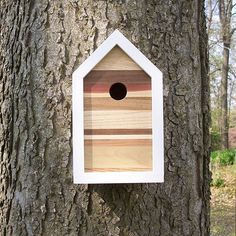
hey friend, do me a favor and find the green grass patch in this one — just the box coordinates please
[211,149,235,166]
[211,174,225,187]
[210,130,221,151]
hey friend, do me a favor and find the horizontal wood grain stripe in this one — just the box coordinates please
[84,90,152,98]
[84,97,152,110]
[84,70,150,84]
[85,168,152,172]
[93,46,142,71]
[84,83,151,93]
[84,135,152,140]
[84,139,152,146]
[84,145,152,172]
[84,129,152,135]
[84,110,152,129]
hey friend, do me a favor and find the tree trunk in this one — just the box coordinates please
[220,42,229,149]
[218,0,233,149]
[0,1,210,235]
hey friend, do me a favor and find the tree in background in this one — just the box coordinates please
[218,0,235,149]
[0,1,210,235]
[207,0,236,150]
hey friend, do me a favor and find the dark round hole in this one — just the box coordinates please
[109,83,127,100]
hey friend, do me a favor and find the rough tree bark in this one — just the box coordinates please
[0,0,210,235]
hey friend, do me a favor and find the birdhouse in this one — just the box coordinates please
[73,30,164,184]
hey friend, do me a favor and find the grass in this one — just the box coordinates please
[210,164,236,236]
[211,149,235,166]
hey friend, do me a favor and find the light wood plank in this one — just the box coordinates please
[84,145,152,172]
[84,97,152,110]
[93,46,142,70]
[84,110,152,129]
[84,135,152,140]
[85,139,152,146]
[127,91,152,97]
[84,91,152,98]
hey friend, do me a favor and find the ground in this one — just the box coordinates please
[210,164,236,236]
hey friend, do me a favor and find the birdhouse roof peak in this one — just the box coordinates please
[73,29,162,79]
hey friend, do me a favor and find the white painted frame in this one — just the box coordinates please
[72,30,164,184]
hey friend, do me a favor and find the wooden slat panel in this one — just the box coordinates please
[84,110,152,129]
[84,135,152,140]
[84,70,150,84]
[84,60,153,173]
[84,90,152,98]
[84,83,151,93]
[84,129,152,135]
[85,139,152,146]
[84,97,152,110]
[85,168,151,172]
[84,145,152,172]
[93,46,142,70]
[127,91,152,97]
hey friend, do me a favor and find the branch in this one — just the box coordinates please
[230,28,236,37]
[229,67,236,78]
[226,0,233,18]
[209,68,221,76]
[207,0,219,33]
[218,0,225,22]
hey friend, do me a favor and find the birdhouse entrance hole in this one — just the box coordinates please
[109,83,127,100]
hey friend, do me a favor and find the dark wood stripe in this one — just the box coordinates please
[84,97,152,110]
[84,70,151,84]
[84,139,152,146]
[85,168,152,172]
[84,129,152,135]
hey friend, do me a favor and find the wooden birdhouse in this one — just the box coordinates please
[73,30,164,184]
